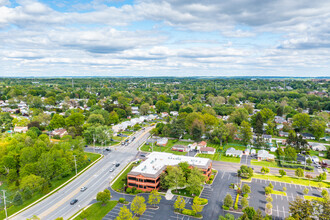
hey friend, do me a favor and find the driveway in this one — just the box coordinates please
[240,155,251,165]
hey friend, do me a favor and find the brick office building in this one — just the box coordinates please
[127,152,212,192]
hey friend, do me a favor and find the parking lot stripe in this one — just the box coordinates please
[221,171,225,179]
[228,174,230,180]
[283,206,286,218]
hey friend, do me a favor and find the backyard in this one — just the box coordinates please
[140,139,192,155]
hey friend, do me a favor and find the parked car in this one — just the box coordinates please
[80,187,87,192]
[70,199,78,205]
[140,154,146,158]
[105,148,111,151]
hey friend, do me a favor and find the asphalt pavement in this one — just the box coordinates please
[11,127,153,220]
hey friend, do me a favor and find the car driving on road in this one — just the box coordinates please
[70,199,78,205]
[80,187,87,192]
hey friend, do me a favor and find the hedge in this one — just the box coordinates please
[280,162,314,170]
[234,194,239,210]
[193,197,208,205]
[182,209,196,216]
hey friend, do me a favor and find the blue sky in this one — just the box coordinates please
[0,0,330,77]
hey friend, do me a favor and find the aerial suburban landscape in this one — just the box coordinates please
[1,1,330,220]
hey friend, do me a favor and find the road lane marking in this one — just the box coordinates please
[38,178,90,219]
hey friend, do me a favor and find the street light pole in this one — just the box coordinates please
[73,155,77,175]
[2,190,8,220]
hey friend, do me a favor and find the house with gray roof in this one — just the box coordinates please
[257,150,275,161]
[225,147,243,158]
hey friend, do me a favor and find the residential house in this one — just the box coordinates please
[309,142,327,151]
[270,147,277,152]
[200,147,215,155]
[262,134,272,143]
[301,133,315,140]
[225,147,243,158]
[161,112,169,117]
[321,159,330,168]
[243,148,250,155]
[279,131,289,137]
[198,141,207,149]
[131,107,140,115]
[172,145,188,152]
[170,111,179,116]
[250,149,256,156]
[14,126,28,133]
[188,142,198,151]
[156,138,168,146]
[257,150,275,161]
[51,128,68,138]
[311,156,320,163]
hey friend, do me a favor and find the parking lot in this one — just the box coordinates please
[246,178,327,220]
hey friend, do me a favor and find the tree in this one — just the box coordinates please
[322,189,328,197]
[13,191,23,206]
[190,119,205,140]
[266,203,272,212]
[186,168,205,195]
[265,187,272,195]
[49,114,65,130]
[310,119,327,140]
[65,112,84,128]
[155,100,168,113]
[192,199,203,215]
[218,213,235,220]
[20,174,46,193]
[22,187,33,200]
[316,172,327,181]
[239,121,252,145]
[229,108,249,126]
[237,165,253,179]
[283,187,287,192]
[242,207,256,219]
[242,184,251,195]
[303,188,309,195]
[289,196,314,219]
[174,196,185,213]
[254,112,263,136]
[212,120,229,146]
[223,193,233,208]
[131,196,146,216]
[295,168,304,177]
[268,183,273,189]
[261,167,270,174]
[165,166,185,192]
[140,103,150,115]
[148,190,161,208]
[87,114,105,125]
[279,170,286,177]
[241,197,249,209]
[252,209,263,220]
[96,189,111,205]
[109,111,119,124]
[306,158,312,166]
[285,146,297,162]
[292,113,310,131]
[266,196,273,203]
[116,206,133,220]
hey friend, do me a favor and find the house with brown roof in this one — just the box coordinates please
[51,128,68,138]
[171,145,188,152]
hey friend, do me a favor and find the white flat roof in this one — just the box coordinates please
[129,152,211,178]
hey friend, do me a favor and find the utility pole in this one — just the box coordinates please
[73,155,77,175]
[2,190,8,220]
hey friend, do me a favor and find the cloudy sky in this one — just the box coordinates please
[1,0,330,77]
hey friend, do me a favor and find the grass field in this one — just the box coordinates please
[251,160,279,168]
[252,173,330,188]
[74,201,118,220]
[111,163,136,191]
[140,139,192,155]
[196,153,241,163]
[0,152,101,219]
[171,188,194,198]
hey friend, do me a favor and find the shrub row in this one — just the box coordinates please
[193,197,208,205]
[280,162,314,170]
[234,194,239,210]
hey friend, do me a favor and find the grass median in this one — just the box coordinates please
[252,173,330,188]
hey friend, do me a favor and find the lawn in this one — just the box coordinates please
[140,139,192,155]
[0,152,101,219]
[223,143,246,151]
[251,160,279,168]
[196,153,241,163]
[74,201,118,220]
[252,173,330,188]
[171,188,194,198]
[111,163,136,191]
[304,195,324,202]
[309,150,327,160]
[271,190,287,196]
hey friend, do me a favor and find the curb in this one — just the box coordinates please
[68,204,92,220]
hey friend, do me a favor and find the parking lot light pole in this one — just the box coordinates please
[2,190,8,220]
